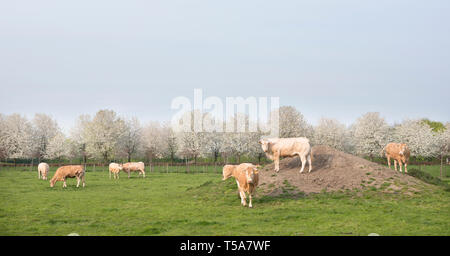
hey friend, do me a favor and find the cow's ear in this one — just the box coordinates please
[258,140,262,144]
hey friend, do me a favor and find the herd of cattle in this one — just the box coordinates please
[36,137,411,208]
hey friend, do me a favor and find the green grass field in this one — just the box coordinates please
[0,166,449,236]
[408,165,450,184]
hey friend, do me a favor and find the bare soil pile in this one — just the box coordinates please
[258,145,428,196]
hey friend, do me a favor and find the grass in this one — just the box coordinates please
[408,165,450,184]
[0,166,449,236]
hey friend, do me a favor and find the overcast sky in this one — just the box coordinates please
[1,0,449,133]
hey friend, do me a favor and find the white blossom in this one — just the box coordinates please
[118,117,143,161]
[394,119,440,158]
[275,106,313,138]
[44,132,71,160]
[350,112,390,158]
[0,114,33,159]
[84,110,124,162]
[30,113,60,159]
[313,118,349,151]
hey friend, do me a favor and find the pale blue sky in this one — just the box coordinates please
[1,0,449,132]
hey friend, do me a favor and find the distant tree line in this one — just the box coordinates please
[0,107,449,166]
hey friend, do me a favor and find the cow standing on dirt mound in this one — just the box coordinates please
[122,162,145,178]
[222,163,260,208]
[383,143,410,173]
[259,137,312,173]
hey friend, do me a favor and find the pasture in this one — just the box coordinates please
[0,166,449,236]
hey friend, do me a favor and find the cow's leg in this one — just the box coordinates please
[404,161,408,173]
[387,156,391,169]
[248,191,253,208]
[76,176,80,187]
[142,170,145,178]
[274,154,280,172]
[82,174,85,187]
[128,171,131,179]
[394,160,398,171]
[38,170,40,179]
[63,178,67,188]
[236,180,241,199]
[307,154,312,173]
[299,154,307,173]
[240,190,247,206]
[398,159,403,173]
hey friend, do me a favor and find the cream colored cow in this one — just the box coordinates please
[109,163,123,179]
[122,162,145,178]
[38,162,49,180]
[259,137,312,173]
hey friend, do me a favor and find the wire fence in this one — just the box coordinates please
[0,162,233,174]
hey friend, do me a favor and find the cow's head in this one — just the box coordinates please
[49,177,56,188]
[258,139,271,153]
[399,144,406,155]
[244,165,259,184]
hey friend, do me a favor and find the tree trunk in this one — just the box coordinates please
[128,153,131,163]
[29,158,34,172]
[441,154,444,179]
[214,152,218,163]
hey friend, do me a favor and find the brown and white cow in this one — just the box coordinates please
[259,137,312,173]
[222,163,259,208]
[38,162,49,180]
[384,143,410,173]
[50,165,85,188]
[122,162,145,178]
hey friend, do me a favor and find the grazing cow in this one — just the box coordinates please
[122,162,145,178]
[38,162,49,180]
[50,165,85,188]
[222,163,259,208]
[383,143,410,173]
[259,137,312,173]
[109,163,122,179]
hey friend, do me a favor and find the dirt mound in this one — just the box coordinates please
[258,145,428,196]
